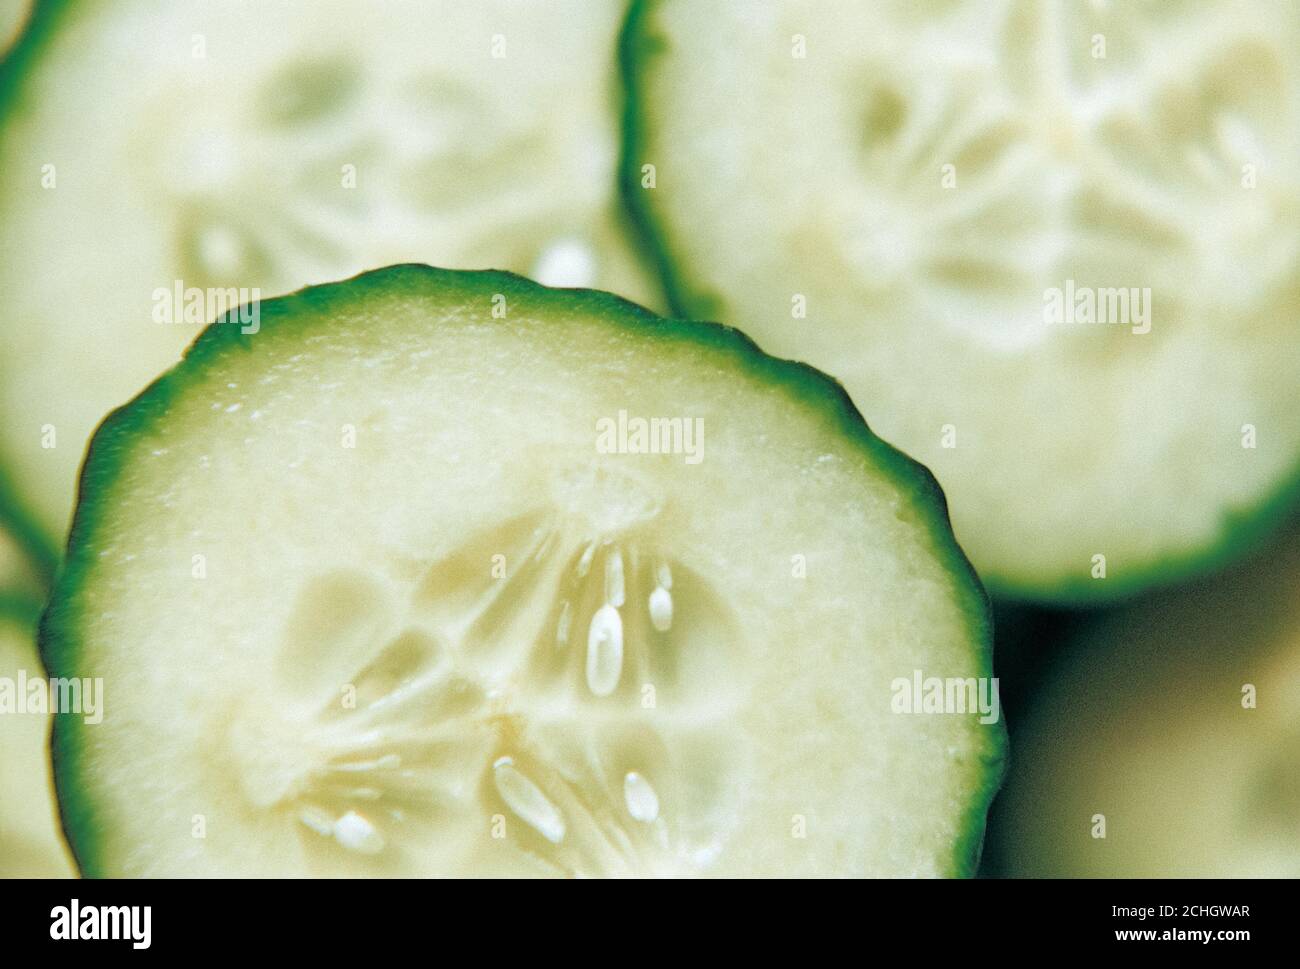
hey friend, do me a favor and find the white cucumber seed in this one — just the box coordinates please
[531,238,596,289]
[605,546,626,606]
[586,603,624,696]
[623,772,660,823]
[649,585,673,632]
[333,810,385,855]
[492,756,566,844]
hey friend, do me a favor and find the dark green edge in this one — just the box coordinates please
[0,465,58,591]
[0,590,76,875]
[40,263,1004,877]
[617,0,1300,611]
[0,0,82,591]
[985,462,1300,606]
[617,0,720,323]
[0,15,77,878]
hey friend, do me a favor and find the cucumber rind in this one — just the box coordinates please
[617,0,1300,605]
[41,263,1004,877]
[617,0,714,323]
[0,462,58,590]
[0,606,77,877]
[987,470,1300,606]
[0,0,69,118]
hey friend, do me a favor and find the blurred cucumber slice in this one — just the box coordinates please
[0,519,47,614]
[43,266,1002,876]
[992,518,1300,876]
[0,612,76,877]
[0,0,658,546]
[623,0,1300,600]
[0,0,30,58]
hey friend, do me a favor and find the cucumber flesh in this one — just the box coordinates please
[0,0,657,546]
[992,520,1300,877]
[0,614,77,877]
[624,0,1300,599]
[43,266,1003,877]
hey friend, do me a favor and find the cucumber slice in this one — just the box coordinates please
[0,0,658,547]
[0,613,77,877]
[42,265,1003,877]
[991,519,1300,876]
[623,0,1300,600]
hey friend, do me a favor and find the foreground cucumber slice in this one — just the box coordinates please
[42,266,1002,877]
[623,0,1300,599]
[991,519,1300,876]
[0,0,657,547]
[0,613,76,877]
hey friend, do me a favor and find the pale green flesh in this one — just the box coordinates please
[629,0,1300,598]
[0,0,658,545]
[48,269,1001,877]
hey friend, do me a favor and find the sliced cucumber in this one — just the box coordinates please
[623,0,1300,600]
[42,266,1003,877]
[0,612,76,877]
[992,518,1300,876]
[0,0,658,547]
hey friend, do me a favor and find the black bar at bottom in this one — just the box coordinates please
[0,877,1284,955]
